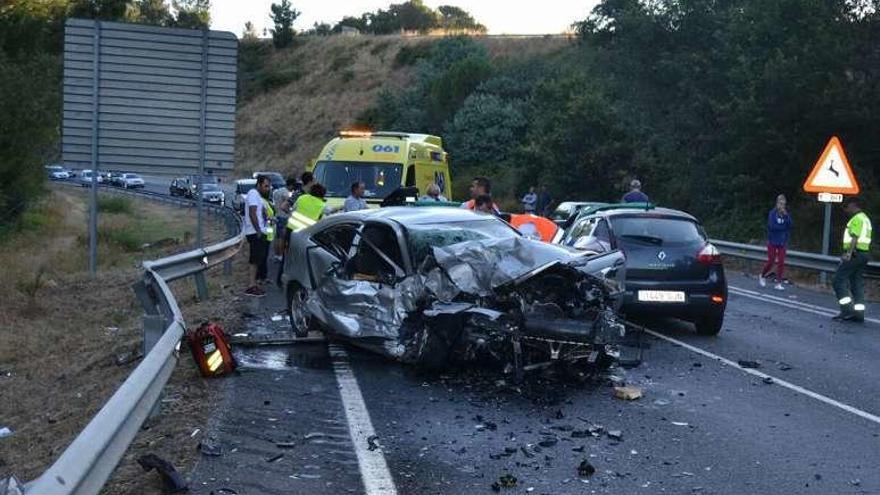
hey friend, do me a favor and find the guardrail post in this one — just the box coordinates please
[194,272,209,300]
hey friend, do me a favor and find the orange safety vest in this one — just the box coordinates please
[509,214,559,243]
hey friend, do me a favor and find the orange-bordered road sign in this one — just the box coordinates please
[803,136,860,195]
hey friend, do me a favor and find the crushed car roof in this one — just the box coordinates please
[329,206,495,226]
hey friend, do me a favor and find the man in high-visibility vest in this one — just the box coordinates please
[276,183,331,288]
[832,197,872,322]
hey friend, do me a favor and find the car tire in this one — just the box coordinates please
[287,282,312,338]
[695,313,724,336]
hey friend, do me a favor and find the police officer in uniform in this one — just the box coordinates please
[833,197,872,322]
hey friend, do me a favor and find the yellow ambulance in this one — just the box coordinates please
[309,131,453,208]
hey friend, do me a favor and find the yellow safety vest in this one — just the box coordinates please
[287,194,325,233]
[262,198,276,241]
[843,211,872,252]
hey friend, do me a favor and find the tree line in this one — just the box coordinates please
[358,0,880,250]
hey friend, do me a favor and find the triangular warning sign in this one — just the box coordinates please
[803,136,860,194]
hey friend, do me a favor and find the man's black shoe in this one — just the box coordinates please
[832,312,852,321]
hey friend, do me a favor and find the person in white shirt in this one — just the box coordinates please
[420,182,448,202]
[272,177,295,261]
[344,181,369,212]
[244,175,273,296]
[521,186,537,213]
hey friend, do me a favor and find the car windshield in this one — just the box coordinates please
[237,182,256,194]
[406,219,520,265]
[611,216,705,247]
[313,161,403,199]
[201,184,220,192]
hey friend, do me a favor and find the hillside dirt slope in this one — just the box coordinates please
[234,35,570,178]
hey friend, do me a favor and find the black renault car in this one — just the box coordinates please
[561,204,727,335]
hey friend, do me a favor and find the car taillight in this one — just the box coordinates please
[697,243,722,265]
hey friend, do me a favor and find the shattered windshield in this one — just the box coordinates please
[313,161,403,199]
[406,219,519,265]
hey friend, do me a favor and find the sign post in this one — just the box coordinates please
[803,136,860,284]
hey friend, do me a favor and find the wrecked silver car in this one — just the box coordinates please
[281,207,627,378]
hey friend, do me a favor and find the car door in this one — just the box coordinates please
[308,221,414,341]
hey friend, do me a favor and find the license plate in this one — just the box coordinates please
[638,290,686,303]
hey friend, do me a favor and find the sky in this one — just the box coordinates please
[210,0,600,37]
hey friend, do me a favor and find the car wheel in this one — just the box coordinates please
[287,283,312,338]
[695,313,724,336]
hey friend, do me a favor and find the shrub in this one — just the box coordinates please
[393,42,433,67]
[97,196,133,214]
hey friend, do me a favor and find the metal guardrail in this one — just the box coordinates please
[712,239,880,279]
[1,187,243,495]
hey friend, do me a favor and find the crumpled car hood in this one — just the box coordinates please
[429,236,592,297]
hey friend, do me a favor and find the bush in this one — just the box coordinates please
[98,196,133,215]
[393,42,433,67]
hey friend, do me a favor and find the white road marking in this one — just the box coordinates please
[643,328,880,427]
[328,344,398,495]
[729,285,880,324]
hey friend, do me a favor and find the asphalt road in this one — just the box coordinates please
[184,269,880,495]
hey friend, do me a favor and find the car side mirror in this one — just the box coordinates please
[574,235,603,251]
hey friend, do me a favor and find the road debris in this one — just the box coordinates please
[198,434,223,457]
[265,453,284,463]
[777,362,793,371]
[737,360,761,369]
[137,454,188,493]
[0,427,12,439]
[578,460,596,478]
[275,441,296,449]
[607,430,623,441]
[491,474,518,491]
[538,437,559,448]
[671,421,690,427]
[367,434,381,451]
[614,386,643,400]
[115,349,143,366]
[762,377,774,385]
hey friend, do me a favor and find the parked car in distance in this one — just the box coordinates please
[106,171,124,187]
[45,165,70,180]
[561,204,727,335]
[119,173,144,189]
[169,178,193,198]
[251,171,285,190]
[199,183,225,204]
[78,169,104,186]
[233,179,257,213]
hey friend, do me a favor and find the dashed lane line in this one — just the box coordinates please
[643,328,880,427]
[329,344,398,495]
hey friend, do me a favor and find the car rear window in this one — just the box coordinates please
[611,216,705,246]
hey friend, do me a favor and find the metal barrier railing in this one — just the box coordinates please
[1,188,243,495]
[712,239,880,279]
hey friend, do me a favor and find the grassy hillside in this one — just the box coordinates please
[234,35,569,177]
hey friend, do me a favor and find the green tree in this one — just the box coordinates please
[270,0,298,48]
[173,0,210,29]
[242,20,258,40]
[437,5,486,32]
[134,0,173,26]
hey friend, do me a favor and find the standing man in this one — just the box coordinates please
[521,186,537,214]
[461,177,500,214]
[622,179,650,203]
[244,175,273,296]
[536,186,553,217]
[344,181,369,212]
[759,194,793,290]
[832,197,872,322]
[272,176,296,262]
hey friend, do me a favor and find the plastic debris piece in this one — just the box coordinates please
[578,460,596,478]
[276,442,296,449]
[539,437,558,448]
[671,421,689,427]
[367,434,381,451]
[265,453,284,463]
[571,430,590,439]
[737,360,760,369]
[198,435,223,457]
[137,454,188,493]
[499,474,518,488]
[613,386,643,401]
[607,430,623,441]
[778,362,793,371]
[762,377,774,385]
[0,427,12,438]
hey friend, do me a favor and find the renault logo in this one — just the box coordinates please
[657,251,667,261]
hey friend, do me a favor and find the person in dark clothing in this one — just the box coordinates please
[759,194,793,290]
[536,186,552,217]
[622,179,650,203]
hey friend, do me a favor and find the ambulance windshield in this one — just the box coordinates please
[313,161,403,199]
